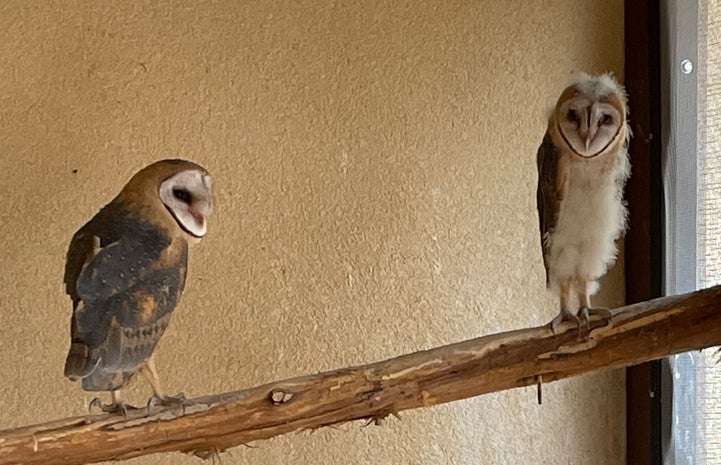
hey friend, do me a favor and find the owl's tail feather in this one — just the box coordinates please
[64,342,99,380]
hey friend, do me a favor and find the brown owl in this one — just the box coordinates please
[64,159,213,414]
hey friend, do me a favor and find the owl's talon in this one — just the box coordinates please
[549,309,581,336]
[88,397,102,414]
[88,397,139,417]
[587,306,613,321]
[578,306,613,335]
[147,392,187,414]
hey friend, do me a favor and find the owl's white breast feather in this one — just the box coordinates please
[545,150,630,295]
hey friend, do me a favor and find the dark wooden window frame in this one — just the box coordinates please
[624,2,664,464]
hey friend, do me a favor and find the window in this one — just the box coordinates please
[662,0,721,463]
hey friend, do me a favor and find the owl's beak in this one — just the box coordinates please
[585,125,598,152]
[191,210,205,229]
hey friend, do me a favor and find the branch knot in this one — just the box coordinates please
[269,389,294,405]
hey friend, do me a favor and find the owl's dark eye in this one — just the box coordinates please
[599,113,613,125]
[172,188,192,204]
[567,109,579,122]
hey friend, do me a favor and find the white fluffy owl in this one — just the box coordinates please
[536,72,631,337]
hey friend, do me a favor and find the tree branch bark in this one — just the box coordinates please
[3,285,721,465]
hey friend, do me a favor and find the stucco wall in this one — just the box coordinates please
[0,1,626,464]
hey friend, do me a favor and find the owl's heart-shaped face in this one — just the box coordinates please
[558,96,623,158]
[159,169,213,238]
[552,72,627,159]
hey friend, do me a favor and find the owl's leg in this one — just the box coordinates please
[550,280,581,336]
[577,281,613,335]
[88,390,139,417]
[141,355,186,412]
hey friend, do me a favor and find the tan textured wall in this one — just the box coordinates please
[0,1,626,464]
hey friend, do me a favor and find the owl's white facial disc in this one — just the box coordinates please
[558,96,622,158]
[159,169,213,237]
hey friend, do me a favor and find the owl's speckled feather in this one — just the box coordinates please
[63,205,188,390]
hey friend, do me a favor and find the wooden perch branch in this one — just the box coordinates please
[3,285,721,465]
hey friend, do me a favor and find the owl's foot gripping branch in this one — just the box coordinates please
[1,285,721,465]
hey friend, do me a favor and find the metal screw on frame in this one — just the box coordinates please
[681,59,693,75]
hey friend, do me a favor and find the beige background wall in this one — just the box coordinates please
[0,1,626,464]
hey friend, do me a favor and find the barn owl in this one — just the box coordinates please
[536,72,631,337]
[63,159,213,414]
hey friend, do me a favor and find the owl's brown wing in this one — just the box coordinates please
[64,207,188,391]
[536,133,561,287]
